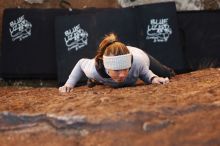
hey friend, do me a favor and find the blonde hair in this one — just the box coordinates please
[95,33,130,62]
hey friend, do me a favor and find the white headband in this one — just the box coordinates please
[103,53,132,70]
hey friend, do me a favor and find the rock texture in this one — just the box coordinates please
[118,0,220,10]
[0,68,220,146]
[24,0,45,4]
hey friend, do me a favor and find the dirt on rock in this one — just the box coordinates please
[0,68,220,146]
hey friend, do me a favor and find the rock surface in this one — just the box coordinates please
[118,0,220,10]
[0,68,220,146]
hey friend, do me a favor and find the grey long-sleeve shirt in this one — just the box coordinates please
[65,46,157,88]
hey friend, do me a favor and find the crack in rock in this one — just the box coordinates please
[0,103,219,133]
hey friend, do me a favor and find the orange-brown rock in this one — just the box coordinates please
[0,68,220,146]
